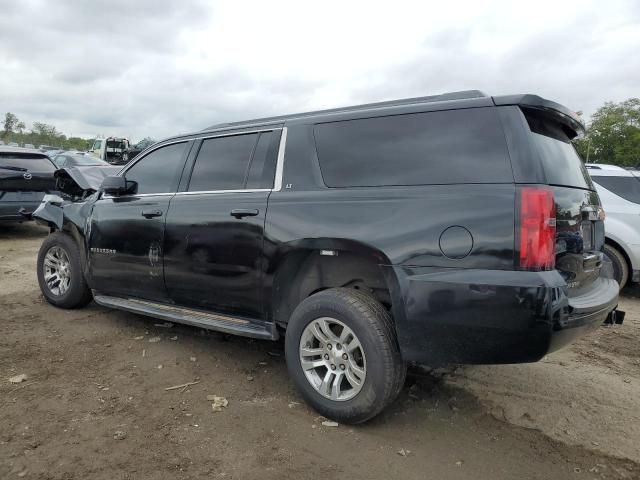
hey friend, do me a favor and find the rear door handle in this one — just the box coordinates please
[141,209,163,219]
[230,208,259,219]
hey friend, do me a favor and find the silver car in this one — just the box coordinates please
[587,163,640,287]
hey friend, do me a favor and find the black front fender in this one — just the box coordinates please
[32,194,65,230]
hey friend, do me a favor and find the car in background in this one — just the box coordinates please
[122,138,156,163]
[45,149,64,158]
[51,152,112,168]
[587,163,640,287]
[24,143,35,149]
[8,142,19,147]
[0,140,5,146]
[88,137,130,165]
[0,147,57,222]
[39,145,57,152]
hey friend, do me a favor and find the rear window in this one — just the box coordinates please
[0,154,55,172]
[591,176,640,204]
[106,140,126,150]
[523,109,593,190]
[314,107,512,187]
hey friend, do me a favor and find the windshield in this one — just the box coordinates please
[92,140,103,150]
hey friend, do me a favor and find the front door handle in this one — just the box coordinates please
[141,209,163,219]
[230,208,259,219]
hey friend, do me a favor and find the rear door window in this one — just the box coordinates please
[188,133,259,191]
[246,131,280,189]
[591,176,640,204]
[313,107,512,187]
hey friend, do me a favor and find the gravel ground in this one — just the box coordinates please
[1,222,638,479]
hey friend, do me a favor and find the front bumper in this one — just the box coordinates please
[386,266,619,365]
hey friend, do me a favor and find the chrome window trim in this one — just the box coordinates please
[194,127,280,142]
[101,192,175,199]
[175,189,271,196]
[109,126,288,197]
[273,127,287,191]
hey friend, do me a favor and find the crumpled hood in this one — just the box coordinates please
[55,165,120,197]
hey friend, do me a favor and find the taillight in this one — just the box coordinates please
[519,186,556,271]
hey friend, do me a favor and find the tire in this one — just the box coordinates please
[604,244,629,289]
[285,288,406,424]
[37,231,92,309]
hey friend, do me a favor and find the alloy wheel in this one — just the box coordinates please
[43,246,71,296]
[299,317,367,401]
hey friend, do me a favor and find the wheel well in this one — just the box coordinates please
[271,250,392,328]
[605,237,631,272]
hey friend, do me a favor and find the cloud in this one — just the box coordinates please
[0,0,638,141]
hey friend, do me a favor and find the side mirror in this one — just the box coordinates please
[101,176,127,195]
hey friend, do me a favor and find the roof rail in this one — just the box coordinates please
[203,90,488,131]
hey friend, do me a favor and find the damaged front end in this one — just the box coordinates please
[32,166,118,230]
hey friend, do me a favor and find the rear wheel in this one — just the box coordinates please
[37,232,92,308]
[285,288,405,424]
[604,244,629,288]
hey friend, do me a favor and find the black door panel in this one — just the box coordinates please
[163,192,269,318]
[85,141,190,300]
[87,195,171,300]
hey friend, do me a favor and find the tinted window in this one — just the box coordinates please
[524,109,593,190]
[592,176,640,204]
[246,131,280,189]
[0,154,55,172]
[314,108,512,187]
[188,133,258,191]
[125,142,187,194]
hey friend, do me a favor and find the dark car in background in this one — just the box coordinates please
[33,91,618,423]
[122,138,156,163]
[0,147,57,222]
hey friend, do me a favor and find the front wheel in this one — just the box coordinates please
[285,288,406,424]
[37,232,92,309]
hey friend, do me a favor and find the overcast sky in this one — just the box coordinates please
[0,0,638,142]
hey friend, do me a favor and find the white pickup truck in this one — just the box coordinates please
[88,137,130,165]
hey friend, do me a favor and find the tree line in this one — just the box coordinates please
[574,98,640,166]
[1,112,91,151]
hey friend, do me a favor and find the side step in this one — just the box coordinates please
[93,294,278,340]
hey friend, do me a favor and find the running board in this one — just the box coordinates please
[93,294,278,340]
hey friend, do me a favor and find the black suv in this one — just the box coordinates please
[0,147,57,222]
[33,91,618,423]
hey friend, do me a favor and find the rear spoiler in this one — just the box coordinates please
[493,94,585,139]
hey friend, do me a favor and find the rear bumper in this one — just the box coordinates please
[386,266,618,365]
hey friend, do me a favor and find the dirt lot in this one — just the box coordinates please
[1,222,639,479]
